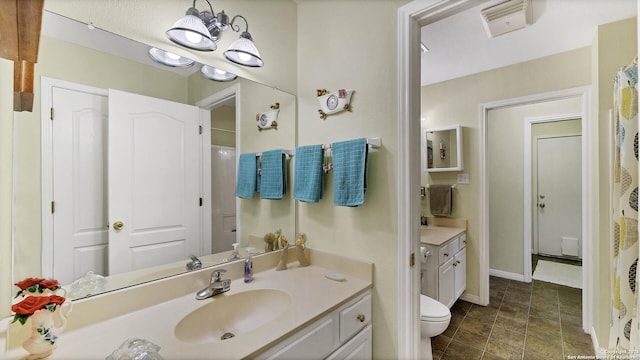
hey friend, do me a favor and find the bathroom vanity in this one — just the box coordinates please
[5,249,373,359]
[420,218,467,308]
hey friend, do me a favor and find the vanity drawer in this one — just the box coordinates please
[438,244,452,266]
[339,292,372,343]
[459,233,467,249]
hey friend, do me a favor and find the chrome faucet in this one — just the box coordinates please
[186,255,202,271]
[196,269,231,300]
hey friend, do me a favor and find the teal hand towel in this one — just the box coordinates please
[260,149,287,200]
[332,138,368,207]
[236,153,257,199]
[293,144,324,202]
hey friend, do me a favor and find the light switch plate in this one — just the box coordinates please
[457,173,469,184]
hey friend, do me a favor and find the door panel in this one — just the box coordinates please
[52,86,108,284]
[536,135,582,258]
[108,89,201,275]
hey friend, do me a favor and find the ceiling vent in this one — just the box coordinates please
[480,0,532,38]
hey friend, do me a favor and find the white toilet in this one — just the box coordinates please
[420,294,451,360]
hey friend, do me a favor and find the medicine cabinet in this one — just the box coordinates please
[425,124,463,172]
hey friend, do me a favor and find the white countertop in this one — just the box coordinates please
[420,225,465,246]
[6,249,373,360]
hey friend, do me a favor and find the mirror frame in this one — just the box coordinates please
[424,124,463,172]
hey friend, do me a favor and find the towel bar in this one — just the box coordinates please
[425,184,456,190]
[255,150,294,157]
[322,137,382,150]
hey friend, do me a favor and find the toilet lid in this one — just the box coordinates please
[420,295,451,322]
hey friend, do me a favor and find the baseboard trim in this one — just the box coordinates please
[590,326,607,358]
[459,293,482,306]
[489,269,527,282]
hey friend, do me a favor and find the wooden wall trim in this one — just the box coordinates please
[0,0,44,112]
[0,0,19,61]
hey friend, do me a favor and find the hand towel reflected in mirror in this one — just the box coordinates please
[236,153,258,199]
[260,149,287,200]
[332,138,368,207]
[429,184,452,216]
[293,144,324,202]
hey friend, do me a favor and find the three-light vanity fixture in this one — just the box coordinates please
[148,0,262,81]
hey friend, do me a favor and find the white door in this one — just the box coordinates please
[536,135,582,258]
[108,89,201,275]
[51,86,109,284]
[210,145,237,253]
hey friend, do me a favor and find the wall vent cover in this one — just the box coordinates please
[480,0,532,38]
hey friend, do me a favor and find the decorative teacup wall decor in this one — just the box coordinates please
[257,102,280,130]
[11,278,73,359]
[317,88,354,119]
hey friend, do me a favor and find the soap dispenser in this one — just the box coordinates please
[244,253,253,283]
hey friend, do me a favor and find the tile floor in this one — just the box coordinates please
[431,275,594,359]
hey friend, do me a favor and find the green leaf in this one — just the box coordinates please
[11,314,28,326]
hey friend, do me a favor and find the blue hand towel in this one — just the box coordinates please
[332,138,368,207]
[236,153,257,199]
[260,149,287,200]
[293,144,324,202]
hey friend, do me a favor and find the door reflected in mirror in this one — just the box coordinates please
[424,124,463,172]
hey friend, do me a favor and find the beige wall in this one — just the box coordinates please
[593,16,637,347]
[0,59,14,318]
[488,100,582,276]
[422,47,592,298]
[297,1,407,357]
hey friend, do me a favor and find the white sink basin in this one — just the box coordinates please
[174,289,292,344]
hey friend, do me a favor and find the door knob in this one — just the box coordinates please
[113,221,124,230]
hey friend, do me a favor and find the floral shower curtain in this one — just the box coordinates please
[610,60,639,352]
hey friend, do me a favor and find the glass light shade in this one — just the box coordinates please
[224,33,263,67]
[201,65,237,82]
[166,14,216,51]
[148,48,195,67]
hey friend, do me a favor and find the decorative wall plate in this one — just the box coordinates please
[317,89,354,119]
[256,103,280,130]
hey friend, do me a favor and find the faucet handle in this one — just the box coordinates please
[211,269,227,283]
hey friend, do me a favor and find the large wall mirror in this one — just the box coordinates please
[11,11,297,300]
[424,124,463,172]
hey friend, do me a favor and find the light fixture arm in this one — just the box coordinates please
[188,0,214,15]
[229,15,249,34]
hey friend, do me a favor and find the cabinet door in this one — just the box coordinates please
[326,324,372,360]
[438,258,455,308]
[454,247,466,300]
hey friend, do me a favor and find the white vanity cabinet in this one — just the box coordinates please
[256,289,372,359]
[422,232,466,308]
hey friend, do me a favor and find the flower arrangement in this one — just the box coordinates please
[11,278,66,326]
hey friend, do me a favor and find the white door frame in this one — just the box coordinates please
[397,1,479,358]
[483,88,593,334]
[41,77,108,278]
[195,84,241,247]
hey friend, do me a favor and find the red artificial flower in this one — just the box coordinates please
[14,278,45,291]
[48,295,66,306]
[11,296,52,316]
[39,279,60,289]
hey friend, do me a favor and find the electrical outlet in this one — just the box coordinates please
[457,173,469,184]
